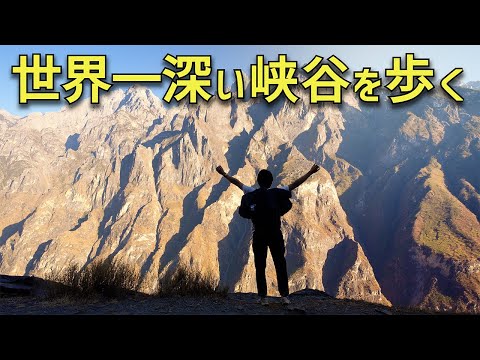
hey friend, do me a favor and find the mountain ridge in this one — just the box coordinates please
[1,84,479,311]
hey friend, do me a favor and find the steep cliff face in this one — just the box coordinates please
[0,87,389,305]
[377,158,480,312]
[339,89,480,312]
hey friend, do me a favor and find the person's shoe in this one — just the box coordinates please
[258,296,269,306]
[280,296,291,305]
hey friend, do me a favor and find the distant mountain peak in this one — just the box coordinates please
[0,109,18,121]
[460,81,480,91]
[116,85,163,114]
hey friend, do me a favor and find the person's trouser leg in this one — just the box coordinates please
[252,238,268,297]
[269,233,289,297]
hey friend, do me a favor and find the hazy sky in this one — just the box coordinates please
[1,45,477,117]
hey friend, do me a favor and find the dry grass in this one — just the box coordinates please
[46,258,140,299]
[156,263,228,297]
[45,259,228,300]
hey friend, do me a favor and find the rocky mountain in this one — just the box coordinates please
[1,83,480,312]
[0,86,388,306]
[339,88,480,313]
[461,81,480,91]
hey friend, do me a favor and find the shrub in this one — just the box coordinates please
[45,259,228,300]
[156,263,228,297]
[46,258,140,299]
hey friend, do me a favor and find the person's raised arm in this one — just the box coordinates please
[216,165,245,190]
[287,164,320,191]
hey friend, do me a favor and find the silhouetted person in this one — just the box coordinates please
[216,164,320,305]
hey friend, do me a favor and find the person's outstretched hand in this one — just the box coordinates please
[309,164,320,174]
[216,165,226,176]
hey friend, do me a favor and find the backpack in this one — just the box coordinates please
[239,188,292,229]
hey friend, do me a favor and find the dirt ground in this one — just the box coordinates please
[0,289,426,315]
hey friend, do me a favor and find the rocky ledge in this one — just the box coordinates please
[1,285,426,315]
